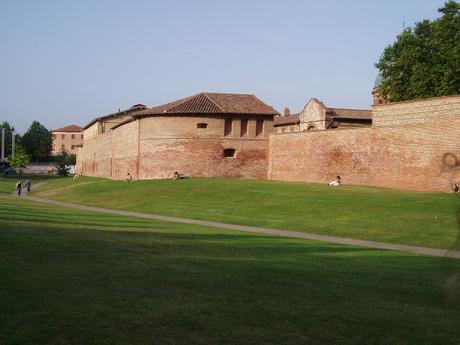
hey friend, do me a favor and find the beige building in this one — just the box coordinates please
[274,99,372,134]
[77,92,279,180]
[52,124,84,155]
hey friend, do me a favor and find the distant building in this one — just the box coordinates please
[52,124,83,155]
[274,99,372,133]
[273,108,300,133]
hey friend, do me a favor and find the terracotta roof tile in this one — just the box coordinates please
[135,92,279,117]
[274,114,300,126]
[329,108,372,120]
[84,104,147,129]
[53,124,83,132]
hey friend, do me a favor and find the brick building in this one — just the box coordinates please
[52,124,83,155]
[77,92,279,180]
[274,99,372,133]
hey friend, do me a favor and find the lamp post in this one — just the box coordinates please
[11,126,15,159]
[1,128,4,161]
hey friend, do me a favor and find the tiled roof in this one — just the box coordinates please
[329,108,372,120]
[84,104,147,129]
[53,124,83,132]
[134,92,279,117]
[274,113,300,126]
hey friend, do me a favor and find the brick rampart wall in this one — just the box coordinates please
[138,116,271,179]
[268,110,460,191]
[372,94,460,127]
[77,120,140,179]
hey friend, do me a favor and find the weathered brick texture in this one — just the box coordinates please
[78,115,272,180]
[269,95,460,191]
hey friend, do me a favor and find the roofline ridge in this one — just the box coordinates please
[161,93,202,113]
[202,93,226,112]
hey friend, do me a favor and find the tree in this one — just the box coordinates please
[54,147,73,176]
[376,1,460,102]
[9,144,29,170]
[21,121,53,162]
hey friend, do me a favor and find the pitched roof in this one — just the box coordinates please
[329,108,372,120]
[53,124,83,132]
[134,92,279,117]
[84,104,147,129]
[274,113,300,126]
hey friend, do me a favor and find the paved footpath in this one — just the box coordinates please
[12,191,460,259]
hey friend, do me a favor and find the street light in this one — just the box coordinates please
[11,126,15,159]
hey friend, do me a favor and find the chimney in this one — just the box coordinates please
[284,107,290,117]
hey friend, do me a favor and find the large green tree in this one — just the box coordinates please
[21,121,53,162]
[376,0,460,102]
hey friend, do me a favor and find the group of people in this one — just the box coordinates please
[15,179,31,196]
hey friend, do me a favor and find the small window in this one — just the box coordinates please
[71,145,76,149]
[240,119,248,137]
[197,123,208,129]
[307,125,316,131]
[81,134,84,139]
[282,128,286,133]
[71,134,75,139]
[223,148,236,158]
[224,118,233,136]
[61,134,65,139]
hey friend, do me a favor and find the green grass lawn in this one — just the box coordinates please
[1,195,460,345]
[0,174,61,194]
[33,176,460,250]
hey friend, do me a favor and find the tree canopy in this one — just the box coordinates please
[21,121,53,162]
[9,144,29,169]
[376,0,460,102]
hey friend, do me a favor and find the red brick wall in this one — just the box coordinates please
[138,116,271,179]
[269,97,460,191]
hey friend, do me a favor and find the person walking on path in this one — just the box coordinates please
[25,179,31,195]
[16,179,22,196]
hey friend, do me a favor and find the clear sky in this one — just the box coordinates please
[0,0,448,133]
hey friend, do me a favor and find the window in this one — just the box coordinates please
[61,134,65,139]
[71,134,75,139]
[71,145,76,149]
[223,148,236,158]
[256,120,264,136]
[282,128,286,133]
[197,123,208,129]
[224,118,233,136]
[240,119,248,137]
[81,134,84,139]
[307,125,316,131]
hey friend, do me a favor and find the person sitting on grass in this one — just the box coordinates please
[172,172,184,180]
[126,172,132,182]
[329,176,341,187]
[454,183,459,193]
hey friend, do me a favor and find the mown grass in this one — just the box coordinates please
[1,195,460,345]
[33,176,460,250]
[0,174,61,194]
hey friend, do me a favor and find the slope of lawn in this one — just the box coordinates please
[34,176,460,250]
[0,174,60,194]
[1,195,460,345]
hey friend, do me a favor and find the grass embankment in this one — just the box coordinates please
[0,174,60,194]
[34,177,460,250]
[1,195,460,345]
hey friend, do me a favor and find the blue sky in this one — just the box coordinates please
[0,0,448,133]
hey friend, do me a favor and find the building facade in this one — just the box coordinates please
[77,93,278,180]
[52,124,83,155]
